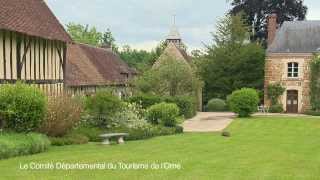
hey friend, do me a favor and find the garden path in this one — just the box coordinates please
[182,112,236,132]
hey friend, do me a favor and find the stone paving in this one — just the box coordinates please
[182,112,310,132]
[182,112,236,132]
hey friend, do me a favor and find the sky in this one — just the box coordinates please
[46,0,320,52]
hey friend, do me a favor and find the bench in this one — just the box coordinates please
[258,105,269,113]
[99,133,129,145]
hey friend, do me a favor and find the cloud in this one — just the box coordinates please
[46,0,229,51]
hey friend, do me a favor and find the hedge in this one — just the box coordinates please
[0,133,50,159]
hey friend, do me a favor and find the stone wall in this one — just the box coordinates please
[264,53,313,113]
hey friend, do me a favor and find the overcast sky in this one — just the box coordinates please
[46,0,319,51]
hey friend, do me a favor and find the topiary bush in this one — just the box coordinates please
[227,88,259,117]
[85,91,123,128]
[146,103,180,127]
[39,95,83,137]
[0,133,50,159]
[206,98,227,112]
[269,104,284,113]
[0,83,47,132]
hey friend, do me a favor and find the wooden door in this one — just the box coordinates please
[286,90,298,113]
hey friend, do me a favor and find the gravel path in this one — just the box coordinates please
[182,112,236,132]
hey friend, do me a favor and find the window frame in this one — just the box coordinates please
[287,62,299,78]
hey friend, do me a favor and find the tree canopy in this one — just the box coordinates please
[229,0,307,44]
[197,14,265,102]
[134,57,201,96]
[66,23,102,46]
[101,29,119,52]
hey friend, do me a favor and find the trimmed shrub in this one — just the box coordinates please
[110,125,182,141]
[0,83,47,132]
[50,133,89,146]
[164,96,197,118]
[0,133,50,159]
[127,95,197,119]
[174,125,184,133]
[227,88,259,117]
[85,91,123,128]
[39,96,83,137]
[72,126,105,142]
[304,110,320,116]
[146,103,180,127]
[127,94,162,109]
[206,98,227,112]
[269,104,284,113]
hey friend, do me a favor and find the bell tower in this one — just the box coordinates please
[166,15,182,48]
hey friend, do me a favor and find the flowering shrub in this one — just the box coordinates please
[110,102,149,129]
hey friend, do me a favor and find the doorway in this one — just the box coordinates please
[286,90,298,113]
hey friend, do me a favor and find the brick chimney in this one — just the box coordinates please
[267,14,277,46]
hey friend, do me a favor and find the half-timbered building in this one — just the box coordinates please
[0,0,71,95]
[65,43,137,97]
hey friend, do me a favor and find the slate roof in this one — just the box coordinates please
[66,43,136,87]
[0,0,71,42]
[268,21,320,53]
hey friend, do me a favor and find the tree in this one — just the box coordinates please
[198,14,265,102]
[229,0,307,44]
[310,55,320,111]
[66,23,102,46]
[119,45,158,72]
[101,28,119,52]
[134,57,201,96]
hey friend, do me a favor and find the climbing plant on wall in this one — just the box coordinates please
[310,54,320,111]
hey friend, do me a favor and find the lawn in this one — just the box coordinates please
[1,116,320,180]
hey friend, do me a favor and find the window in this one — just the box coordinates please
[288,62,299,78]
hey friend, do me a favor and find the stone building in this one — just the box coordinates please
[65,43,137,97]
[0,0,71,95]
[264,14,320,113]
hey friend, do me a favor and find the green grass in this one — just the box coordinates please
[1,116,320,180]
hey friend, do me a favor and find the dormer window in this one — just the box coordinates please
[288,62,299,78]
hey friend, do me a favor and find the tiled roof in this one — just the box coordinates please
[153,42,192,68]
[268,21,320,53]
[0,0,71,42]
[66,43,136,87]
